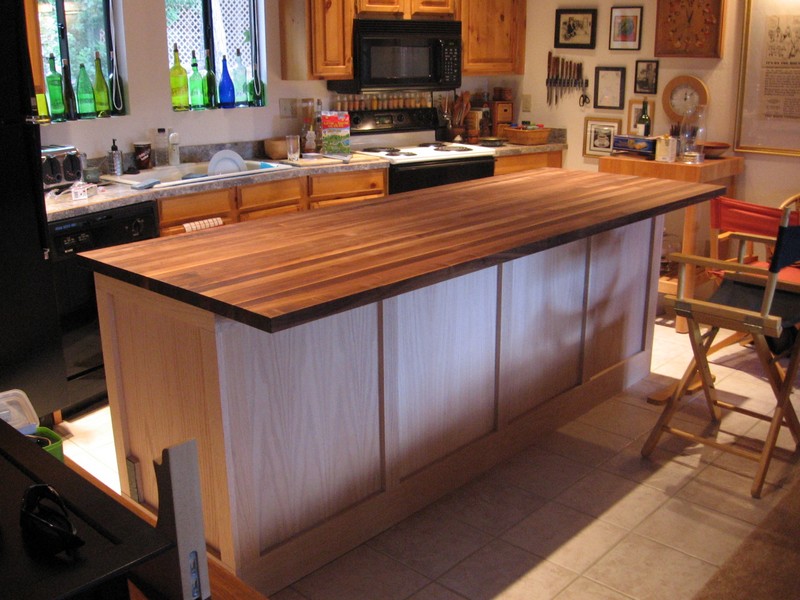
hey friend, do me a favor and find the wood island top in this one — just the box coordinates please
[78,168,724,332]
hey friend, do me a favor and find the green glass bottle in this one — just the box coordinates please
[188,50,205,110]
[93,51,111,117]
[247,61,263,107]
[61,59,78,121]
[170,43,189,111]
[46,53,66,122]
[76,63,96,118]
[203,49,217,109]
[108,50,125,115]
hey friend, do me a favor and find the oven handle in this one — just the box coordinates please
[390,157,495,173]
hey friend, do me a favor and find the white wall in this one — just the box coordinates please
[41,0,799,206]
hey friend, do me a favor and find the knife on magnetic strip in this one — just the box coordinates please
[546,50,552,106]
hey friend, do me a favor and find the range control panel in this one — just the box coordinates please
[349,108,444,135]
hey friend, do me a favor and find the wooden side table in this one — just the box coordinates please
[599,155,744,331]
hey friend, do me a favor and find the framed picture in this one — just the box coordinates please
[584,117,622,157]
[634,60,659,94]
[594,67,626,110]
[609,6,643,50]
[554,9,598,49]
[654,0,725,58]
[627,98,655,134]
[734,1,800,156]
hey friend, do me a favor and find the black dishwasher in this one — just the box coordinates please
[47,202,158,418]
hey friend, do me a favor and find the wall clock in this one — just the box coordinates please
[661,75,709,124]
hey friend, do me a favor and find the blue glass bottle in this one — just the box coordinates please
[218,55,235,109]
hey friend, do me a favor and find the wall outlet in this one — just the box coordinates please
[521,94,532,112]
[279,98,297,118]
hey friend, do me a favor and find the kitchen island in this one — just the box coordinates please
[79,168,723,595]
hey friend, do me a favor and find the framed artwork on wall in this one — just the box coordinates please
[584,117,622,157]
[627,98,655,134]
[554,9,598,49]
[594,67,626,110]
[654,0,725,58]
[634,60,659,94]
[609,6,643,50]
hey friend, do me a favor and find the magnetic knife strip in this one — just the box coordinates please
[546,51,590,107]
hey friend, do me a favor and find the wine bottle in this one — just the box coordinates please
[76,63,96,118]
[93,51,111,117]
[636,98,651,136]
[61,59,78,121]
[188,50,205,110]
[108,50,125,115]
[170,43,189,111]
[218,55,235,108]
[203,49,217,109]
[247,61,263,107]
[231,48,247,107]
[46,53,66,122]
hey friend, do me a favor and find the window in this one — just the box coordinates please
[37,0,124,116]
[165,0,264,109]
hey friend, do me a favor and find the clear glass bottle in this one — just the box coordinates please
[203,49,217,109]
[76,63,96,118]
[231,48,247,107]
[46,53,65,122]
[169,43,189,111]
[218,55,235,108]
[93,51,111,118]
[188,50,205,110]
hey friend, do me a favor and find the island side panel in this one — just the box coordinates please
[213,305,381,565]
[499,239,589,422]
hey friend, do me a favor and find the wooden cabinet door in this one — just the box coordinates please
[358,0,405,15]
[308,169,387,209]
[158,189,237,236]
[410,0,455,16]
[238,177,307,219]
[460,0,526,75]
[494,152,562,176]
[358,0,453,16]
[309,0,354,79]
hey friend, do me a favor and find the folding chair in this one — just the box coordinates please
[643,193,800,498]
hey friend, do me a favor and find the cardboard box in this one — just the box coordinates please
[612,134,657,156]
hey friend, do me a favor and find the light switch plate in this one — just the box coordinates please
[521,94,532,112]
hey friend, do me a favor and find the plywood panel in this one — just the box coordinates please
[383,268,498,480]
[499,240,587,421]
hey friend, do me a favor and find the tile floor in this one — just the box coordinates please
[59,319,800,600]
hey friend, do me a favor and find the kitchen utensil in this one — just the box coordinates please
[546,51,552,106]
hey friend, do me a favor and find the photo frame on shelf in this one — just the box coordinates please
[654,0,724,58]
[634,60,659,94]
[554,9,598,49]
[584,117,622,157]
[734,0,800,156]
[594,67,626,110]
[609,6,643,50]
[627,98,655,134]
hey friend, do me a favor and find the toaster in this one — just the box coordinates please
[41,144,82,190]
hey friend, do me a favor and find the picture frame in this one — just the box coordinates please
[594,67,626,110]
[584,117,622,157]
[654,0,725,58]
[609,6,643,50]
[627,98,655,134]
[634,60,659,94]
[554,9,598,49]
[734,0,800,156]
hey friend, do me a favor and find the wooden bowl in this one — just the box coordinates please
[263,138,288,159]
[699,141,730,159]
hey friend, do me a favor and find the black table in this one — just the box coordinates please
[0,420,173,599]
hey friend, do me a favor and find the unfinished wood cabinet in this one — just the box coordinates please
[357,0,455,17]
[158,189,237,236]
[308,169,387,209]
[494,151,563,176]
[238,177,306,221]
[459,0,526,75]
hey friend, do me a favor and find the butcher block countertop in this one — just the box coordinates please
[78,168,723,333]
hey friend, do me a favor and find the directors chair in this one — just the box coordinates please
[643,193,800,498]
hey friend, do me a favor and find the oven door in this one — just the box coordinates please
[389,156,495,194]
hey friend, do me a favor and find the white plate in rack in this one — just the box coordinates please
[208,150,246,175]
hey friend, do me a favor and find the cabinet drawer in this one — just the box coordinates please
[239,205,301,221]
[159,189,237,225]
[308,169,386,203]
[239,177,306,211]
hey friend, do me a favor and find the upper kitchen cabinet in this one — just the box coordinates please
[458,0,526,75]
[357,0,455,18]
[280,0,354,80]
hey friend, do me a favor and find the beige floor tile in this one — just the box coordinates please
[576,398,659,440]
[292,545,430,600]
[534,420,632,467]
[633,497,755,566]
[407,583,469,600]
[366,505,493,579]
[490,447,592,499]
[553,577,633,600]
[584,533,717,600]
[502,502,627,573]
[556,470,669,530]
[603,438,704,494]
[438,540,577,600]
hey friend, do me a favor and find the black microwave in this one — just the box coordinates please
[327,20,462,94]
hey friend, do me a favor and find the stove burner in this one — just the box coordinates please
[386,151,417,157]
[418,142,446,148]
[362,147,400,153]
[435,145,472,152]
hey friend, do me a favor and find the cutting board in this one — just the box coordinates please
[282,154,385,167]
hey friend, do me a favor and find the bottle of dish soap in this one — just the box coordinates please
[109,138,123,175]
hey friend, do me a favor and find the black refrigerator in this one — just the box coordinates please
[0,1,70,418]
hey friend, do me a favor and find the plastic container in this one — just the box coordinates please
[0,389,63,461]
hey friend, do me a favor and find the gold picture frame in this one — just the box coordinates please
[654,0,725,58]
[584,117,622,157]
[627,98,655,134]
